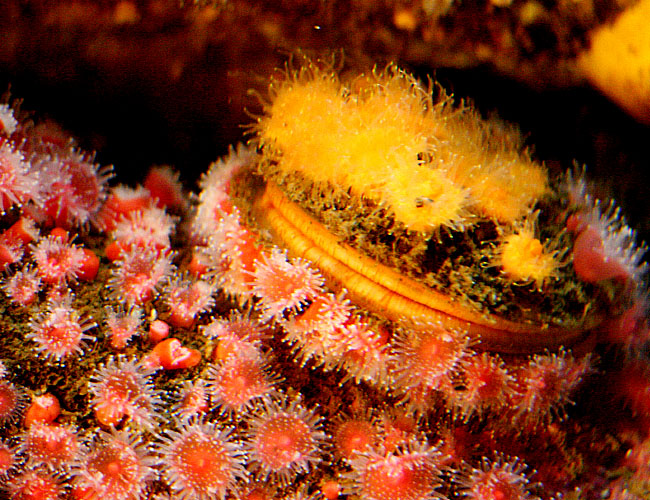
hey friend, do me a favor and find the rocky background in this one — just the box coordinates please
[0,0,648,240]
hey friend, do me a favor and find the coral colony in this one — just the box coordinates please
[0,60,649,500]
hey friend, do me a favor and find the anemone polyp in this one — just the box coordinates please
[0,103,18,135]
[205,350,276,414]
[6,469,64,500]
[458,456,534,500]
[19,422,78,470]
[453,352,514,417]
[157,418,246,500]
[2,265,42,306]
[346,442,443,500]
[107,246,174,305]
[0,142,39,214]
[250,248,324,321]
[163,275,217,328]
[30,235,87,286]
[88,356,160,429]
[34,149,113,229]
[244,396,326,484]
[0,439,17,479]
[173,380,209,420]
[111,205,177,253]
[510,350,592,427]
[201,312,268,362]
[283,292,353,367]
[497,220,560,287]
[333,416,380,461]
[391,324,469,409]
[0,379,27,426]
[104,305,143,350]
[336,320,392,385]
[71,430,156,500]
[27,300,96,360]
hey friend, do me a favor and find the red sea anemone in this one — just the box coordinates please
[88,356,160,429]
[27,299,96,360]
[0,142,39,214]
[250,249,324,321]
[345,441,443,500]
[71,430,156,500]
[244,396,325,484]
[156,418,246,500]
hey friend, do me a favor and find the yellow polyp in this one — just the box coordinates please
[499,230,559,286]
[460,159,549,223]
[383,167,469,232]
[442,113,550,223]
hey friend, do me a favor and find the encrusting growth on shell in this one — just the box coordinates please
[256,60,548,233]
[497,212,562,287]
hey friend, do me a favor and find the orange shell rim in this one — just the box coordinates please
[256,182,599,354]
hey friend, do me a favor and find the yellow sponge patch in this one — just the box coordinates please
[578,0,650,124]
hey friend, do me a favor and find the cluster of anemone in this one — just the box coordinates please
[1,65,650,500]
[193,160,596,427]
[0,105,112,229]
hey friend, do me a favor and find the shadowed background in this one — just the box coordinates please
[0,0,647,241]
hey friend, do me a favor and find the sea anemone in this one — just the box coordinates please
[71,430,156,500]
[88,356,161,429]
[345,441,443,500]
[497,214,561,287]
[156,418,246,500]
[244,395,326,484]
[27,298,96,360]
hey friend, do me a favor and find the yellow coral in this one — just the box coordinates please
[442,112,549,223]
[383,166,468,231]
[498,223,559,287]
[257,61,549,231]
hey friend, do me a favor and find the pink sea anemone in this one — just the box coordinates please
[458,456,535,500]
[71,430,156,500]
[244,396,325,484]
[206,350,276,415]
[346,441,443,500]
[163,275,217,328]
[30,235,87,286]
[107,247,174,305]
[0,379,27,426]
[510,350,592,427]
[19,423,78,470]
[88,356,160,429]
[0,103,18,136]
[5,469,64,500]
[250,249,324,321]
[27,299,96,360]
[111,205,177,254]
[103,305,143,350]
[156,418,246,500]
[0,142,39,214]
[33,149,112,229]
